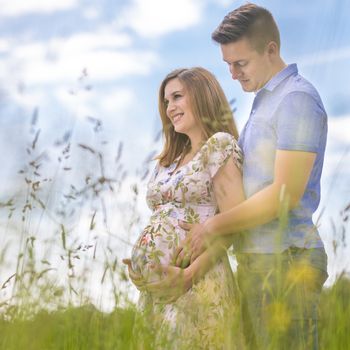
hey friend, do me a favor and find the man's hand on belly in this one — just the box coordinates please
[174,221,212,266]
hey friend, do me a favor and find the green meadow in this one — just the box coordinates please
[0,115,349,350]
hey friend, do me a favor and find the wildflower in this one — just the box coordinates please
[286,262,317,287]
[266,301,291,332]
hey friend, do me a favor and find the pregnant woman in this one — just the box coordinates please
[124,67,245,349]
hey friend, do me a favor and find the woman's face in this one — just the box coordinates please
[164,78,199,137]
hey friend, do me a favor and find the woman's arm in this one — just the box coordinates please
[178,154,245,279]
[124,155,245,300]
[141,156,245,302]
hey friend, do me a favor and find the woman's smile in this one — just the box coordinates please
[172,113,184,124]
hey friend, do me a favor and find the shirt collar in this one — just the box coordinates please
[256,63,298,94]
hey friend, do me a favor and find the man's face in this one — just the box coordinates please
[220,38,273,92]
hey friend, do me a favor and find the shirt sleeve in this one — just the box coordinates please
[201,132,243,179]
[275,91,327,152]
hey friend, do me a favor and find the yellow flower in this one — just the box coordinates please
[286,262,317,287]
[266,301,291,332]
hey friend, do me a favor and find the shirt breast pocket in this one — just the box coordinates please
[244,120,276,165]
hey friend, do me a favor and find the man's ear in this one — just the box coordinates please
[267,41,278,56]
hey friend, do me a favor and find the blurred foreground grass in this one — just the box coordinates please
[0,305,136,350]
[0,275,349,349]
[0,107,349,349]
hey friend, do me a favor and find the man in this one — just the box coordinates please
[124,3,328,349]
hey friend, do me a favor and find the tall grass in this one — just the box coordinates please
[0,104,151,342]
[0,105,349,349]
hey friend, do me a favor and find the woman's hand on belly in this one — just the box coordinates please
[122,259,146,291]
[140,264,193,304]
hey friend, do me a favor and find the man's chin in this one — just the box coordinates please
[241,85,253,92]
[240,81,253,92]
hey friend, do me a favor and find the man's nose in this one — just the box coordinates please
[229,64,241,80]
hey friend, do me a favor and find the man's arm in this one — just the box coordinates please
[206,150,316,234]
[177,149,316,262]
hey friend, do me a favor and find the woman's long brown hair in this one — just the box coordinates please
[157,67,239,167]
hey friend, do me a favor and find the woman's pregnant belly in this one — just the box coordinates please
[131,211,187,283]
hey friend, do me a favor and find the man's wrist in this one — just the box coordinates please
[203,217,217,241]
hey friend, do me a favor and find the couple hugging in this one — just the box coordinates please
[123,3,328,349]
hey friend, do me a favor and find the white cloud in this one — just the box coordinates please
[58,30,132,53]
[82,6,100,20]
[54,86,136,121]
[8,29,132,61]
[11,42,47,60]
[0,39,10,52]
[101,89,135,115]
[321,115,350,184]
[0,0,79,17]
[11,88,46,110]
[328,114,350,145]
[117,0,204,38]
[299,46,350,67]
[18,50,158,84]
[0,29,158,85]
[54,87,98,119]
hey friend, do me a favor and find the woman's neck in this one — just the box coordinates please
[187,132,204,155]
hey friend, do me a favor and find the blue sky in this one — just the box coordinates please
[0,0,350,307]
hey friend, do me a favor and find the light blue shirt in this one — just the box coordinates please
[238,64,327,253]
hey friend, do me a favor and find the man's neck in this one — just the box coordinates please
[255,59,287,93]
[270,59,287,81]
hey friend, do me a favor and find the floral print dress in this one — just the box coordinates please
[131,132,243,349]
